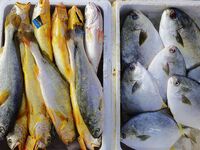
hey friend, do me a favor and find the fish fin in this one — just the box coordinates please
[137,135,150,141]
[176,31,184,47]
[33,64,39,77]
[0,90,10,105]
[78,136,87,150]
[16,2,31,11]
[181,95,192,105]
[178,124,185,136]
[132,81,141,93]
[181,86,191,93]
[139,30,147,46]
[162,63,170,75]
[170,146,176,150]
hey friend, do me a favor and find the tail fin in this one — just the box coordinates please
[52,4,68,22]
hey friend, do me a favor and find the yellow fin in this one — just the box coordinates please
[68,6,84,30]
[170,146,176,150]
[0,47,3,55]
[161,102,168,109]
[0,90,10,105]
[33,64,39,77]
[178,124,185,135]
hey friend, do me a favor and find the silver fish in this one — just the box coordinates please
[85,2,103,73]
[148,45,186,102]
[0,10,23,139]
[188,66,200,83]
[121,62,164,114]
[121,111,181,150]
[160,8,200,69]
[167,75,200,129]
[121,10,164,69]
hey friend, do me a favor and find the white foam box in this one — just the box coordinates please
[0,0,114,149]
[112,0,200,149]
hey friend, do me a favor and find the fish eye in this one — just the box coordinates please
[47,136,51,143]
[7,138,12,145]
[95,128,100,135]
[129,64,135,71]
[130,12,138,20]
[169,47,176,53]
[169,10,177,19]
[174,80,180,86]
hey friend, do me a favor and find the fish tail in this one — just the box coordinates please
[53,4,68,21]
[39,0,50,7]
[16,2,31,12]
[68,6,84,30]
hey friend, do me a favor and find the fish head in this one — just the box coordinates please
[160,8,192,32]
[121,122,137,143]
[164,45,183,63]
[85,2,103,28]
[12,2,31,24]
[7,130,24,150]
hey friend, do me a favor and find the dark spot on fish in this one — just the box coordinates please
[94,128,100,136]
[7,138,12,146]
[176,31,184,47]
[173,78,180,86]
[163,63,170,75]
[130,11,138,20]
[169,9,177,20]
[181,95,192,105]
[169,46,176,53]
[121,132,126,139]
[0,126,5,136]
[129,64,135,71]
[137,135,150,141]
[132,82,141,93]
[139,30,147,46]
[181,86,191,93]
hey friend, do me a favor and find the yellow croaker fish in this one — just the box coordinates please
[52,4,72,82]
[15,3,51,149]
[6,94,28,150]
[67,6,102,150]
[20,23,76,145]
[32,0,53,61]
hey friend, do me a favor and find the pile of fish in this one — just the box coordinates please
[121,8,200,150]
[0,0,104,150]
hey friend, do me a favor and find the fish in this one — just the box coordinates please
[159,8,200,69]
[85,2,103,73]
[167,75,200,129]
[52,4,73,83]
[6,94,28,150]
[121,111,181,150]
[188,65,200,83]
[0,8,23,139]
[67,6,102,150]
[19,24,76,145]
[148,45,186,102]
[121,62,165,115]
[121,10,164,70]
[32,0,53,61]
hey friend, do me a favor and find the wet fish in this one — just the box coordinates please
[6,95,28,150]
[32,0,53,61]
[67,6,102,150]
[167,75,200,129]
[85,2,103,73]
[188,66,200,83]
[121,10,164,70]
[121,62,164,114]
[148,46,186,102]
[121,111,181,150]
[160,8,200,69]
[20,24,76,145]
[0,8,23,139]
[52,4,73,83]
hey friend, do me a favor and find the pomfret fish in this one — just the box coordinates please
[32,0,53,61]
[160,8,200,69]
[148,46,186,102]
[85,2,103,73]
[121,10,164,70]
[6,95,28,150]
[121,62,164,114]
[167,75,200,129]
[0,8,23,139]
[67,6,102,150]
[20,24,76,145]
[121,111,181,150]
[188,66,200,83]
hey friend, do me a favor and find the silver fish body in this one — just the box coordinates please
[74,27,103,138]
[121,62,164,114]
[85,2,103,73]
[148,46,186,102]
[160,8,200,69]
[0,13,23,139]
[121,111,181,150]
[188,66,200,83]
[167,75,200,129]
[121,10,164,69]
